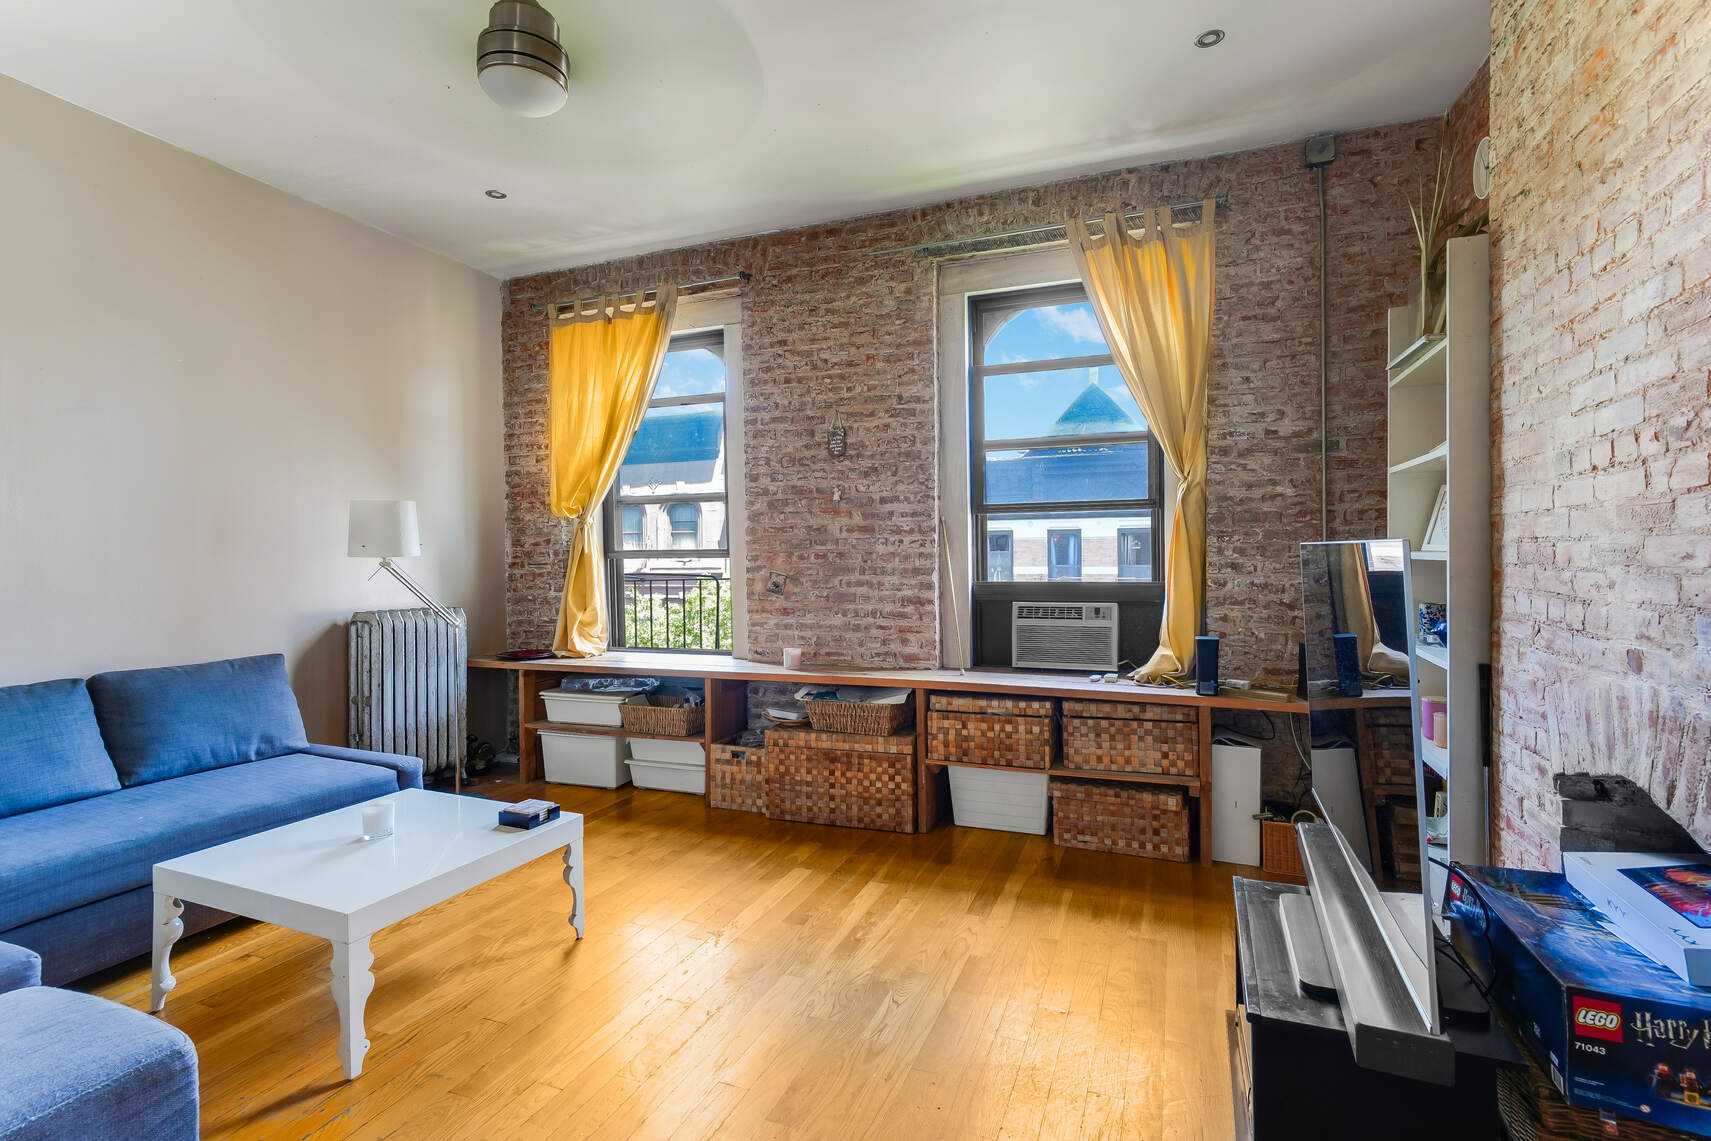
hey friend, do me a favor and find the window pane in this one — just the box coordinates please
[666,502,700,549]
[613,499,725,553]
[987,530,1014,582]
[984,440,1150,505]
[618,403,724,496]
[1117,527,1151,581]
[652,346,725,398]
[982,301,1108,365]
[1047,529,1082,581]
[981,367,1144,441]
[977,512,1157,582]
[613,558,732,651]
[620,505,644,550]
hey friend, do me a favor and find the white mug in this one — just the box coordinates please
[361,800,395,840]
[782,647,803,670]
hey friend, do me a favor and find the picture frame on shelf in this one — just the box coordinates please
[1421,485,1449,552]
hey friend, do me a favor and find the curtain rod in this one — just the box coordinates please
[532,271,750,313]
[864,196,1230,258]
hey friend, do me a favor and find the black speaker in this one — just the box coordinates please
[1333,632,1363,697]
[1195,635,1220,697]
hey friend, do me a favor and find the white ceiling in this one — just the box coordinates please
[0,1,1488,278]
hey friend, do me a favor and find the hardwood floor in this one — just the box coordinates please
[88,778,1244,1140]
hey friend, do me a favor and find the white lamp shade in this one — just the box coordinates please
[348,500,423,558]
[479,64,568,117]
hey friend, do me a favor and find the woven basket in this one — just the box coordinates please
[1261,820,1305,882]
[1061,700,1196,722]
[1497,1033,1684,1141]
[710,742,765,813]
[930,693,1054,717]
[804,698,911,736]
[1048,778,1190,861]
[1386,801,1421,883]
[1061,701,1198,777]
[1366,707,1417,786]
[619,698,705,738]
[764,728,916,833]
[926,693,1054,769]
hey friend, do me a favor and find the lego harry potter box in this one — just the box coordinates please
[1448,865,1711,1136]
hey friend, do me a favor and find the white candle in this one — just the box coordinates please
[362,800,395,840]
[782,647,803,670]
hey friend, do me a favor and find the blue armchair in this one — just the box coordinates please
[0,941,198,1141]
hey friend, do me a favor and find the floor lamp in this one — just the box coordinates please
[348,499,466,791]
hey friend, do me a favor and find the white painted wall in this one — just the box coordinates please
[0,75,504,745]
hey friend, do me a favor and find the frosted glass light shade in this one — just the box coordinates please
[348,500,423,558]
[478,64,567,118]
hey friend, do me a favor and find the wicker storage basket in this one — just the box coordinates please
[926,693,1054,769]
[710,742,766,813]
[804,698,911,736]
[1497,1034,1684,1141]
[1365,707,1416,786]
[1260,820,1306,882]
[1048,778,1190,861]
[619,697,705,737]
[764,728,916,833]
[1060,700,1198,776]
[1386,800,1421,883]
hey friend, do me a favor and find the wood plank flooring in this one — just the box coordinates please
[86,778,1244,1140]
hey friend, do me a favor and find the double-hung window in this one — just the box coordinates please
[602,329,732,652]
[970,283,1163,585]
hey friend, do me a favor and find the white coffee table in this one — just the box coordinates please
[149,788,583,1078]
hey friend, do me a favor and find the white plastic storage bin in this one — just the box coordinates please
[628,738,706,766]
[540,690,633,727]
[626,758,705,794]
[948,766,1049,835]
[540,730,631,788]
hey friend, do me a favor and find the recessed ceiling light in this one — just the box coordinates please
[485,189,508,200]
[1194,28,1225,48]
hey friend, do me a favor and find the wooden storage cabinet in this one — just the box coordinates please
[764,728,917,833]
[1060,699,1200,777]
[1049,777,1191,862]
[925,693,1054,769]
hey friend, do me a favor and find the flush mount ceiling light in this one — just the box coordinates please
[485,188,508,199]
[476,0,569,118]
[1194,28,1226,48]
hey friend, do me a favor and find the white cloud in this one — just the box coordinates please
[1037,305,1105,346]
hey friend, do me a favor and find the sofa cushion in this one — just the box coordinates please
[88,654,308,786]
[0,987,198,1141]
[0,753,397,932]
[0,679,121,817]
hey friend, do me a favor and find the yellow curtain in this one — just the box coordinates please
[1067,203,1216,681]
[548,285,678,656]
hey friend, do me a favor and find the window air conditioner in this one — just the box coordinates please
[1011,602,1119,671]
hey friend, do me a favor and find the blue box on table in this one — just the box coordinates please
[1447,864,1711,1136]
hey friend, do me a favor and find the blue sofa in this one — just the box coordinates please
[0,654,422,985]
[0,940,198,1140]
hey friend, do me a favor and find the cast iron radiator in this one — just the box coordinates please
[348,607,467,781]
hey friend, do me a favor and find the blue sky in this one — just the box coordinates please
[654,346,724,399]
[983,303,1145,441]
[648,302,1146,442]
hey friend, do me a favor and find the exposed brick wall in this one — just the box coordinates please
[503,123,1442,682]
[1489,0,1711,868]
[1441,59,1491,232]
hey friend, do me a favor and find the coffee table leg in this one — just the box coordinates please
[564,840,584,939]
[150,893,183,1013]
[330,937,374,1079]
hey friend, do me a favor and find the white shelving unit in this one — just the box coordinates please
[1386,233,1491,869]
